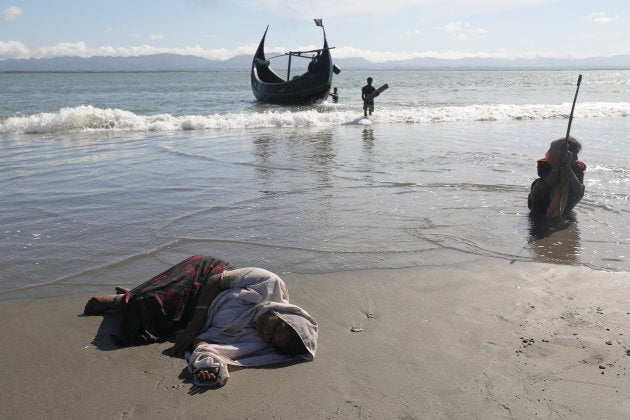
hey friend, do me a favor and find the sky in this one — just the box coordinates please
[1,0,628,62]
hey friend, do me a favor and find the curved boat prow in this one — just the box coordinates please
[256,26,269,58]
[251,24,335,104]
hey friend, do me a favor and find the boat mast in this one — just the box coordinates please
[287,52,292,81]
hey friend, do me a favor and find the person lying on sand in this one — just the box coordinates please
[84,255,317,387]
[528,136,586,220]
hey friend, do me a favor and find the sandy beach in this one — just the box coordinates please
[1,257,629,419]
[2,40,629,420]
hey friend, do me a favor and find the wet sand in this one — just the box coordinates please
[1,257,630,418]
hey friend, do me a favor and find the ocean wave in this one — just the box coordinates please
[1,102,628,135]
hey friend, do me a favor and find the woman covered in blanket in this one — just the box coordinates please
[84,255,318,387]
[528,136,586,220]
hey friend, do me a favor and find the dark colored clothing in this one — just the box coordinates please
[118,255,233,345]
[528,158,586,216]
[528,178,552,216]
[362,84,376,104]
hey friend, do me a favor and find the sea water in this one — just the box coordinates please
[1,70,629,299]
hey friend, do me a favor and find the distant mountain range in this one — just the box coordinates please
[1,52,629,72]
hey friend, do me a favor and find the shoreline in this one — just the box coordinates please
[1,257,630,418]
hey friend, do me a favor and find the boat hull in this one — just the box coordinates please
[251,27,333,105]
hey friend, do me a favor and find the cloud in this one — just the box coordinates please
[13,40,254,61]
[3,5,23,21]
[333,42,630,61]
[0,40,30,59]
[442,21,487,40]
[328,45,559,62]
[0,39,599,62]
[588,12,619,24]
[35,42,91,58]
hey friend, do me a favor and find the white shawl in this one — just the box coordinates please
[186,267,318,387]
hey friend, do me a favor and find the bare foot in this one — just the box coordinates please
[83,294,124,315]
[114,286,130,294]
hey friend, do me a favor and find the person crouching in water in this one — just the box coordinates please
[528,136,586,221]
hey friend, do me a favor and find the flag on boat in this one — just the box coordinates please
[314,18,323,27]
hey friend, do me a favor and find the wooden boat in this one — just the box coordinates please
[251,25,335,105]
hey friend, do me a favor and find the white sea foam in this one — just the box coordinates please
[1,102,628,135]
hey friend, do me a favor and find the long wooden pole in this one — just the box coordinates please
[565,74,583,142]
[556,74,583,218]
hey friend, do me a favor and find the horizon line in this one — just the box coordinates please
[2,51,630,63]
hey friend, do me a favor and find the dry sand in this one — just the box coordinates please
[1,257,630,419]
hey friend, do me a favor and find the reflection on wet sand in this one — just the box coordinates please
[252,128,336,193]
[527,213,582,265]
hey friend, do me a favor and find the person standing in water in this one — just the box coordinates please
[361,77,376,117]
[328,87,338,103]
